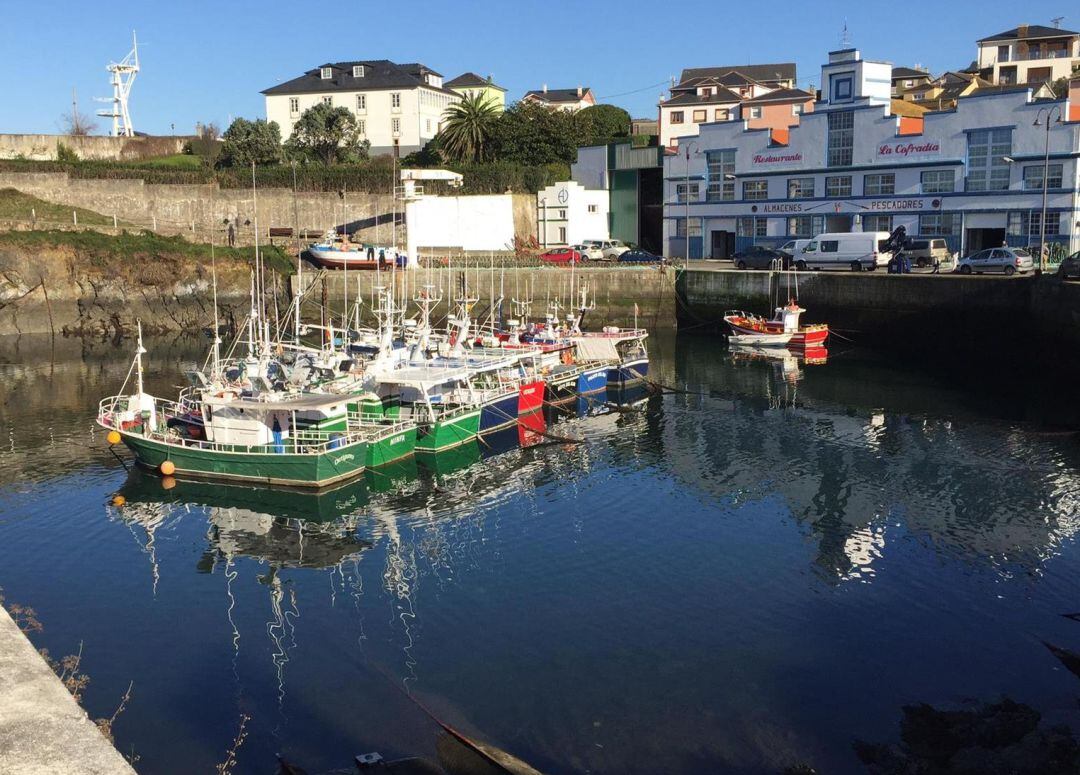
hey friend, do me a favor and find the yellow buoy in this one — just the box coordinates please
[160,460,176,476]
[161,475,176,491]
[111,494,126,507]
[106,430,121,445]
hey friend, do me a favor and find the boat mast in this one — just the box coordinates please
[211,232,221,379]
[135,320,145,396]
[292,164,302,346]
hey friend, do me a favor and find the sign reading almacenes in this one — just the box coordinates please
[876,141,941,159]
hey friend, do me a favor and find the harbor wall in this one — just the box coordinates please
[0,133,186,162]
[676,268,1080,372]
[0,172,538,249]
[294,266,677,330]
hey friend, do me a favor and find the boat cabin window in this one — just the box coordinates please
[820,240,839,253]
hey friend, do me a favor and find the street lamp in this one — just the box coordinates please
[1033,106,1063,272]
[682,141,701,267]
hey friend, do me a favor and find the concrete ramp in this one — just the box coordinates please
[0,605,135,774]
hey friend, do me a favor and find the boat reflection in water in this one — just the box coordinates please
[728,343,829,383]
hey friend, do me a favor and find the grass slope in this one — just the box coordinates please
[0,229,295,275]
[0,187,121,227]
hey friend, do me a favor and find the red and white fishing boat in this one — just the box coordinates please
[723,300,829,348]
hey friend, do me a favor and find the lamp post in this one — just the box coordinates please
[682,141,701,268]
[1033,105,1063,273]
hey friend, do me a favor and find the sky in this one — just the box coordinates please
[0,0,1073,135]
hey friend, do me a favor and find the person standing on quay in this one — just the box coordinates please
[227,219,236,248]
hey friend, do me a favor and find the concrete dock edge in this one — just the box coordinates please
[0,604,136,775]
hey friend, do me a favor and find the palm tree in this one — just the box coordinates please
[438,91,500,163]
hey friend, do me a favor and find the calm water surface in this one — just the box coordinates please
[1,332,1079,774]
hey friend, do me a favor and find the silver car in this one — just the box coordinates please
[956,247,1034,276]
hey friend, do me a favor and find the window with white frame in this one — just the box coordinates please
[320,67,332,79]
[966,128,1011,191]
[356,94,366,111]
[391,117,400,135]
[1008,210,1060,236]
[792,103,803,116]
[676,218,702,237]
[787,177,814,199]
[353,65,365,78]
[827,110,854,167]
[787,216,816,236]
[289,97,299,115]
[742,180,768,200]
[862,214,892,232]
[737,217,768,237]
[559,226,567,243]
[863,173,895,196]
[919,213,960,236]
[675,182,700,203]
[1023,164,1064,190]
[391,92,401,109]
[920,169,955,193]
[321,96,332,105]
[825,175,852,197]
[426,119,432,133]
[748,106,762,119]
[357,120,366,135]
[706,149,735,201]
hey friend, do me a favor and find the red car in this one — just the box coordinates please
[539,247,585,265]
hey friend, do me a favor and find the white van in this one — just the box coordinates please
[778,239,811,259]
[797,232,893,271]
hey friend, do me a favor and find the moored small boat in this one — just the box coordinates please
[724,301,829,349]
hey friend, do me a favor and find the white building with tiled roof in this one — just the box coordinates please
[658,63,798,148]
[521,86,596,112]
[262,59,460,156]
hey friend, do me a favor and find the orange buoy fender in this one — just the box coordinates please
[107,430,121,445]
[160,460,176,476]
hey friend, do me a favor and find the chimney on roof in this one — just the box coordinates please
[577,85,583,98]
[1018,23,1029,38]
[542,83,548,93]
[488,73,493,83]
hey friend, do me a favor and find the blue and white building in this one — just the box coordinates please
[664,48,1080,259]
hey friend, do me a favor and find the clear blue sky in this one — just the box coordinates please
[0,0,1071,135]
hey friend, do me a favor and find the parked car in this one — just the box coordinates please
[797,232,893,271]
[618,249,663,263]
[903,238,952,268]
[597,239,630,260]
[539,247,585,265]
[572,243,603,260]
[956,247,1033,276]
[1057,250,1080,280]
[778,239,811,259]
[733,245,789,270]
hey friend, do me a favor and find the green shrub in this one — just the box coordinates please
[55,143,79,163]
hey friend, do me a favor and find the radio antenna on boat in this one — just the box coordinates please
[211,230,221,379]
[292,164,302,346]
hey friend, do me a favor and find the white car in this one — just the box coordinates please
[571,243,603,261]
[956,247,1034,276]
[595,239,630,260]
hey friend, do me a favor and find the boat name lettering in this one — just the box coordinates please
[390,435,405,444]
[336,453,355,462]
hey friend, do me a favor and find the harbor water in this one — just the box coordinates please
[1,332,1079,773]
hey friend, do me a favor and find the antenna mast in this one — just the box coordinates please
[96,31,140,137]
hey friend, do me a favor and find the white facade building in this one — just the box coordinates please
[976,24,1080,86]
[522,86,596,113]
[536,181,609,246]
[663,48,1080,260]
[263,60,460,156]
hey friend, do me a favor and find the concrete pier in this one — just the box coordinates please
[292,265,678,329]
[0,605,136,775]
[675,265,1080,374]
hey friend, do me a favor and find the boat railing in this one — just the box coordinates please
[99,394,368,455]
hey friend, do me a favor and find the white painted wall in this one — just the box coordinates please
[536,182,610,246]
[405,194,516,264]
